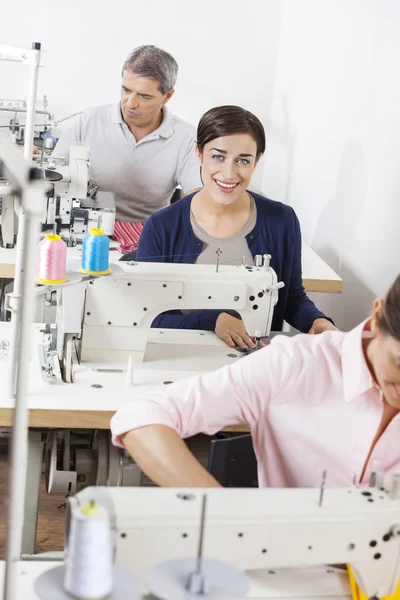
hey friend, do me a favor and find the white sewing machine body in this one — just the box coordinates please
[48,258,282,378]
[69,486,400,599]
[0,144,115,247]
[0,257,283,497]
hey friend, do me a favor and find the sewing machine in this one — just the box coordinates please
[0,144,115,248]
[33,484,400,599]
[41,256,282,379]
[38,257,283,494]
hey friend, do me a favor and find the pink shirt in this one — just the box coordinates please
[111,321,400,488]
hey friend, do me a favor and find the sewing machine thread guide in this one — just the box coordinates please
[215,247,222,273]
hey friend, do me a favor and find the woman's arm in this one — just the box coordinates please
[122,425,221,487]
[284,208,334,332]
[111,338,294,486]
[151,309,223,332]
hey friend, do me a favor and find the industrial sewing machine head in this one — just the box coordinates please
[43,256,284,383]
[0,144,115,248]
[60,483,400,599]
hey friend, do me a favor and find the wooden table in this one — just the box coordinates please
[0,407,248,432]
[0,323,252,432]
[0,243,342,432]
[301,243,343,293]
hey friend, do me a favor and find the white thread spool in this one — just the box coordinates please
[64,500,113,599]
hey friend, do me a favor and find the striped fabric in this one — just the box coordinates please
[112,221,145,254]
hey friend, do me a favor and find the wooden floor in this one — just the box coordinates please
[0,447,64,558]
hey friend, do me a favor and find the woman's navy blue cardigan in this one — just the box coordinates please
[136,192,329,332]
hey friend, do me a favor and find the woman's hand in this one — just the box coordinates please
[215,313,257,349]
[308,318,338,334]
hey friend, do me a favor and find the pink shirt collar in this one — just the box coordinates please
[341,319,376,402]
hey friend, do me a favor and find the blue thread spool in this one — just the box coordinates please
[79,228,111,276]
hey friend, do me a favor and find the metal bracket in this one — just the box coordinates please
[0,44,41,67]
[38,345,61,382]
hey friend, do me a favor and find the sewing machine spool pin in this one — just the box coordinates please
[145,492,251,600]
[319,470,327,507]
[185,494,208,594]
[263,254,271,270]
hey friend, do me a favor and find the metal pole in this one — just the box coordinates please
[3,180,46,600]
[7,42,41,399]
[318,470,327,507]
[196,495,207,574]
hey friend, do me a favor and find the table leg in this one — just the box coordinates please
[21,429,44,558]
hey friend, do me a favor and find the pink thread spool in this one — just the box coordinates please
[36,234,68,284]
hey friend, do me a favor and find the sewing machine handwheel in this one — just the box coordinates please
[32,167,63,182]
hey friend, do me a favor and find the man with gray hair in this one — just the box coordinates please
[53,45,201,251]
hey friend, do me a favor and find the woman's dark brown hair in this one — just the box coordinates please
[379,274,400,341]
[196,105,266,157]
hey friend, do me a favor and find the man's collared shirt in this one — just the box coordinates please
[111,321,400,488]
[53,103,201,222]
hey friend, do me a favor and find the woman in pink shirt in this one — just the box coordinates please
[111,274,400,488]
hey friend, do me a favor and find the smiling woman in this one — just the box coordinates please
[191,107,265,238]
[136,105,336,348]
[195,105,265,196]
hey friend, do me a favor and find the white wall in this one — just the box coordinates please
[3,0,398,330]
[263,0,400,330]
[0,0,283,189]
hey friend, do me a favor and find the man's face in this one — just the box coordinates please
[120,71,174,129]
